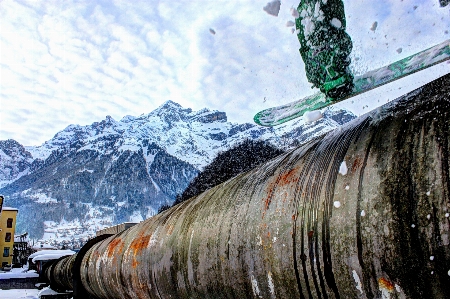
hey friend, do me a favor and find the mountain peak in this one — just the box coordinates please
[157,100,183,110]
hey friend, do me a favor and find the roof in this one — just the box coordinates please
[28,249,76,260]
[32,253,75,263]
[1,207,18,211]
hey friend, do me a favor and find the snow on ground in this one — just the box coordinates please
[36,204,114,249]
[0,289,39,299]
[0,267,38,279]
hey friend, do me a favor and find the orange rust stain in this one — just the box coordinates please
[130,234,151,268]
[278,168,299,187]
[351,157,363,173]
[166,225,174,235]
[378,277,394,292]
[130,235,151,254]
[262,167,299,214]
[132,259,139,268]
[267,231,271,238]
[107,238,124,258]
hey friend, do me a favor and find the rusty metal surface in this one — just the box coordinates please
[49,254,77,291]
[79,74,450,299]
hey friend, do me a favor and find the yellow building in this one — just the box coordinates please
[0,205,18,267]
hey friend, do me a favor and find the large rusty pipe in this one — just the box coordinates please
[80,74,450,299]
[51,254,77,291]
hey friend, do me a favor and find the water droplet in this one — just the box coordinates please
[334,201,341,208]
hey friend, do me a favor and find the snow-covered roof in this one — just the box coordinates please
[28,249,75,260]
[32,244,57,250]
[1,207,18,211]
[14,235,30,242]
[32,252,74,263]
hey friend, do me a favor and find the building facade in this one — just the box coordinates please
[0,207,18,267]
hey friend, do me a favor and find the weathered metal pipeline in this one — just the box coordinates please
[53,74,450,298]
[50,253,77,291]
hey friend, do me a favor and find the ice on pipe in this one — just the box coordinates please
[339,161,348,175]
[263,0,281,17]
[304,110,323,123]
[330,18,341,28]
[286,20,295,27]
[290,7,299,18]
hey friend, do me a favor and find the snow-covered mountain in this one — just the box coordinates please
[0,101,355,245]
[0,140,34,188]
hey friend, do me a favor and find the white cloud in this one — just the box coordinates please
[1,0,449,146]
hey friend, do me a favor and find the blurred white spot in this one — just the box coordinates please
[370,21,378,31]
[330,18,342,28]
[411,224,416,228]
[430,256,434,260]
[427,214,431,220]
[345,185,350,190]
[339,161,348,175]
[361,210,366,217]
[268,271,275,295]
[304,110,323,123]
[334,201,341,208]
[448,270,450,276]
[290,7,299,18]
[286,20,295,27]
[446,213,449,218]
[395,284,402,293]
[426,191,431,196]
[352,270,363,294]
[251,275,262,298]
[431,271,434,274]
[257,236,262,246]
[263,0,281,16]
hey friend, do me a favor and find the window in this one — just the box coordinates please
[5,233,11,242]
[6,218,13,228]
[3,247,10,257]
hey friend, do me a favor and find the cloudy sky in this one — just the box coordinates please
[1,0,449,146]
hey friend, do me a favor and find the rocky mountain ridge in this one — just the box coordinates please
[0,100,355,244]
